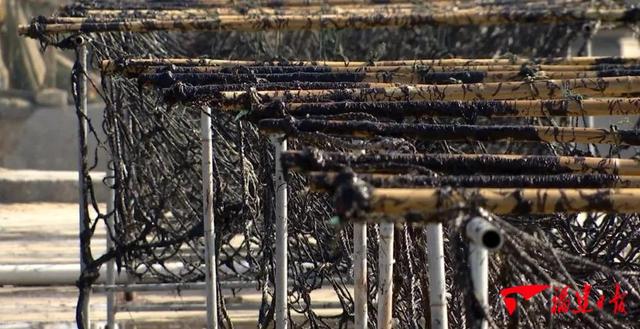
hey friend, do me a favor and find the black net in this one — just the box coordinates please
[23,0,640,328]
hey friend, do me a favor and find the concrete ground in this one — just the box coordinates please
[0,203,346,329]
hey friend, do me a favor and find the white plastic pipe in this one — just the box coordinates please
[466,217,504,329]
[426,223,448,329]
[106,167,116,329]
[377,223,394,329]
[202,107,218,329]
[0,264,133,285]
[271,135,288,329]
[353,223,368,329]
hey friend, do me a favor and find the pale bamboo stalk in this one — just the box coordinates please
[281,151,640,176]
[20,8,640,36]
[100,56,640,74]
[219,76,640,104]
[364,188,640,216]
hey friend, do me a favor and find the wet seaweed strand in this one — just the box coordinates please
[136,69,640,87]
[306,171,640,190]
[333,185,640,220]
[19,6,640,36]
[258,118,640,145]
[281,150,640,175]
[197,97,640,120]
[101,57,640,75]
[214,76,640,105]
[275,98,640,119]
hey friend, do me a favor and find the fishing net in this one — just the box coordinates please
[24,0,640,328]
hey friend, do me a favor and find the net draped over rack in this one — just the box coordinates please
[21,0,640,328]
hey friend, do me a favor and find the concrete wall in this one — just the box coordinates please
[0,103,107,171]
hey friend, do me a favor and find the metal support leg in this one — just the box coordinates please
[271,135,288,329]
[202,107,218,329]
[106,167,116,329]
[75,39,90,329]
[377,223,394,329]
[426,223,448,329]
[354,223,368,329]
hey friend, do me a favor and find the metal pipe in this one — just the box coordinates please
[426,223,448,329]
[0,264,132,286]
[114,301,346,313]
[271,135,289,329]
[466,217,504,329]
[377,223,394,329]
[106,167,116,329]
[96,281,262,292]
[465,217,504,251]
[202,106,218,329]
[75,37,90,329]
[353,223,368,329]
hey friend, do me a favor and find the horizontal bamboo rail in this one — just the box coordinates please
[344,188,640,217]
[64,0,418,10]
[137,69,640,86]
[52,5,432,21]
[100,56,640,74]
[110,64,640,78]
[214,76,640,104]
[51,2,611,20]
[281,151,640,175]
[20,7,640,36]
[278,98,640,118]
[307,172,640,189]
[258,119,640,145]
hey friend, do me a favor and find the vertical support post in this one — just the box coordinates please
[271,135,288,329]
[466,216,503,329]
[202,107,218,329]
[75,38,90,329]
[377,222,394,329]
[106,167,116,329]
[469,242,488,329]
[354,223,368,329]
[426,223,448,329]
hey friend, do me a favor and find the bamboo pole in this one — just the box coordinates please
[100,57,640,75]
[52,5,433,21]
[258,118,640,145]
[278,98,640,119]
[65,0,417,10]
[217,76,640,105]
[19,7,640,36]
[357,188,640,216]
[306,172,640,190]
[137,69,640,87]
[281,151,640,175]
[49,2,606,21]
